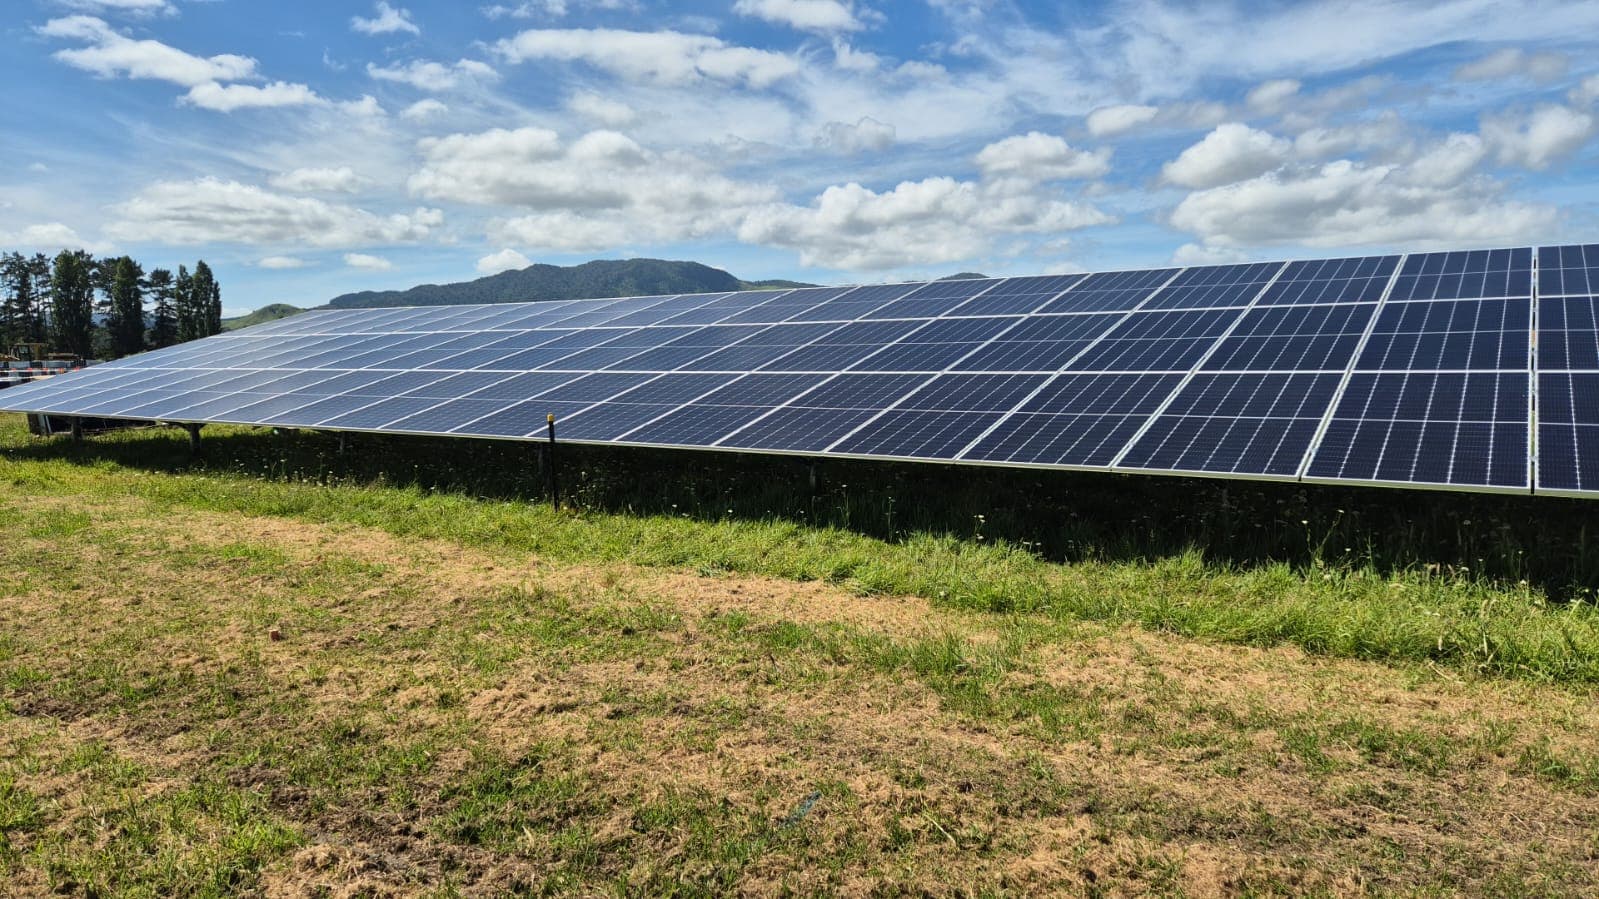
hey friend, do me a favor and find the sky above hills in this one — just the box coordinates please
[3,0,1598,313]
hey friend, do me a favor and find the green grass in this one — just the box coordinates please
[4,438,1599,894]
[6,417,1599,685]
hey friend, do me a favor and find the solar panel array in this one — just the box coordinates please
[4,244,1597,497]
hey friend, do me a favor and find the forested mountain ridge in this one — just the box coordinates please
[326,259,817,309]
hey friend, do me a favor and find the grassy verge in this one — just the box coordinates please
[4,417,1599,685]
[3,487,1599,893]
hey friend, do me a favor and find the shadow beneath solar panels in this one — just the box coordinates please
[18,424,1599,597]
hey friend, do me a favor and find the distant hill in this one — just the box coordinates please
[939,272,990,280]
[222,303,304,331]
[326,259,817,310]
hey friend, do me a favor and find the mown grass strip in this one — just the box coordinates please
[7,419,1599,684]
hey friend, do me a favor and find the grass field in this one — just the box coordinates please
[5,415,1599,895]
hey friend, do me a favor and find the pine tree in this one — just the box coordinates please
[26,254,51,341]
[107,256,146,357]
[191,261,219,338]
[50,250,95,359]
[175,264,201,342]
[206,274,222,336]
[148,268,178,349]
[0,252,26,347]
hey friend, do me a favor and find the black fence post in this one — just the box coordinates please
[546,414,558,511]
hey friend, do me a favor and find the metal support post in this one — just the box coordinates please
[546,414,558,510]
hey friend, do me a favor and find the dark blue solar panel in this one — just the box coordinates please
[719,407,881,452]
[1356,299,1530,370]
[456,371,583,401]
[1536,296,1599,370]
[1119,373,1342,476]
[1203,303,1377,371]
[758,320,928,371]
[832,410,1007,458]
[381,399,517,434]
[960,373,1183,467]
[455,400,593,437]
[894,373,1048,412]
[849,317,1017,372]
[695,373,828,407]
[1138,262,1281,310]
[718,287,853,324]
[1304,372,1528,488]
[963,413,1148,468]
[1066,308,1244,372]
[953,274,1085,316]
[2,246,1564,496]
[1387,248,1531,301]
[397,371,515,399]
[1537,372,1599,492]
[558,402,684,440]
[620,403,772,446]
[1257,255,1399,306]
[785,283,917,322]
[1539,245,1599,297]
[539,372,656,403]
[1036,267,1177,314]
[952,313,1123,372]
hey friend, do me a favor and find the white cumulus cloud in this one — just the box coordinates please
[54,0,175,15]
[1245,78,1301,114]
[109,178,443,248]
[815,117,895,154]
[1480,103,1596,169]
[343,253,393,270]
[1162,123,1292,189]
[1085,104,1158,138]
[409,126,779,252]
[1169,159,1555,250]
[269,167,363,193]
[401,98,448,120]
[183,80,322,111]
[733,0,865,33]
[351,2,419,36]
[0,222,104,253]
[39,15,256,87]
[566,91,636,126]
[975,132,1111,182]
[367,59,497,92]
[258,255,309,269]
[493,28,800,88]
[738,177,1112,270]
[1573,75,1599,106]
[477,248,533,274]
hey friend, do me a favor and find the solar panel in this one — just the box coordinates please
[1302,249,1532,492]
[3,245,1591,497]
[1117,255,1394,479]
[1537,244,1599,495]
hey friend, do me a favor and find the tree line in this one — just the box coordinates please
[0,249,223,361]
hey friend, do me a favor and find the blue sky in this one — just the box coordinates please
[3,0,1598,314]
